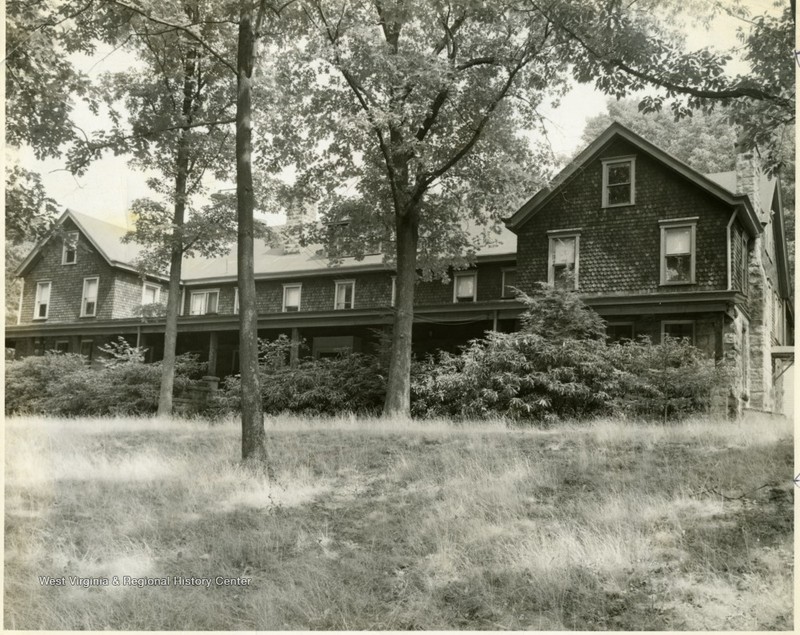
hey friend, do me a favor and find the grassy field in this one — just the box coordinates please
[4,414,793,630]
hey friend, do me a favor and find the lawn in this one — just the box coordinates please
[4,414,793,630]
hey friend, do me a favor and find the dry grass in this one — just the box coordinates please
[4,413,793,630]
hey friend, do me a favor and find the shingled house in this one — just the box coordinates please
[7,210,520,374]
[6,122,793,414]
[506,123,793,413]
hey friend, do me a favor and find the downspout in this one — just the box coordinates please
[17,278,24,325]
[726,211,736,291]
[180,287,186,316]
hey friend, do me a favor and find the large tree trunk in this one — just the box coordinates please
[156,161,186,415]
[157,20,198,416]
[384,211,418,415]
[236,6,267,463]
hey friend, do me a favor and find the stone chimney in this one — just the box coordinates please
[734,143,765,223]
[282,198,317,254]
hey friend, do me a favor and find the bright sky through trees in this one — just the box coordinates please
[7,0,782,227]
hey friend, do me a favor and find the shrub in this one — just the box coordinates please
[411,285,729,423]
[5,348,207,417]
[5,353,95,415]
[213,336,386,417]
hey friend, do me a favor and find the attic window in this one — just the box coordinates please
[602,157,635,207]
[62,232,79,265]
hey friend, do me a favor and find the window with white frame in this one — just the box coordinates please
[34,281,51,319]
[283,283,302,312]
[660,219,696,285]
[548,233,579,290]
[334,280,355,310]
[81,277,99,317]
[602,157,635,207]
[190,289,219,315]
[453,271,477,303]
[502,268,517,298]
[62,232,79,265]
[662,320,695,344]
[142,283,161,306]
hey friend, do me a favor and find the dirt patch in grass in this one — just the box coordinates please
[4,415,793,630]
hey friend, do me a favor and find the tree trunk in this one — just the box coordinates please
[384,211,418,415]
[236,7,267,463]
[157,19,198,417]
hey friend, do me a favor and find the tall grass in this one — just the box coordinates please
[5,414,792,630]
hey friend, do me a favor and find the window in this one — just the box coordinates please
[62,232,79,265]
[606,322,634,342]
[662,321,695,344]
[502,269,517,298]
[548,233,579,290]
[602,157,635,207]
[34,281,51,319]
[190,290,219,315]
[81,277,99,317]
[55,340,69,353]
[334,280,355,310]
[453,272,477,303]
[142,283,161,305]
[80,340,94,361]
[283,283,302,312]
[234,288,239,314]
[660,219,696,285]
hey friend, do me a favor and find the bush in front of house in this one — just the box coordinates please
[4,345,207,417]
[215,344,386,417]
[410,285,729,423]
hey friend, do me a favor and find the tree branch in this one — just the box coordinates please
[105,0,237,76]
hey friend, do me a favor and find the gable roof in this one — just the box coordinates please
[15,209,164,279]
[16,210,516,284]
[504,122,763,237]
[180,221,517,283]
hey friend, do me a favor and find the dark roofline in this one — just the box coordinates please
[771,174,793,303]
[504,122,763,237]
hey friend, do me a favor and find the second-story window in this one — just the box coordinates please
[453,272,477,303]
[81,277,99,317]
[283,283,302,312]
[548,233,579,290]
[34,281,51,319]
[62,232,79,265]
[190,290,219,315]
[602,157,635,207]
[660,219,696,285]
[334,280,355,310]
[502,268,517,298]
[142,283,161,306]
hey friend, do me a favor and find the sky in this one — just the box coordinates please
[8,0,780,229]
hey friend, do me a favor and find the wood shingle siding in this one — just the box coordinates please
[516,139,732,296]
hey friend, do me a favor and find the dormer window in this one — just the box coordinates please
[602,157,635,207]
[62,232,79,264]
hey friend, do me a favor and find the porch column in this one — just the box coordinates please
[290,327,300,367]
[208,332,219,377]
